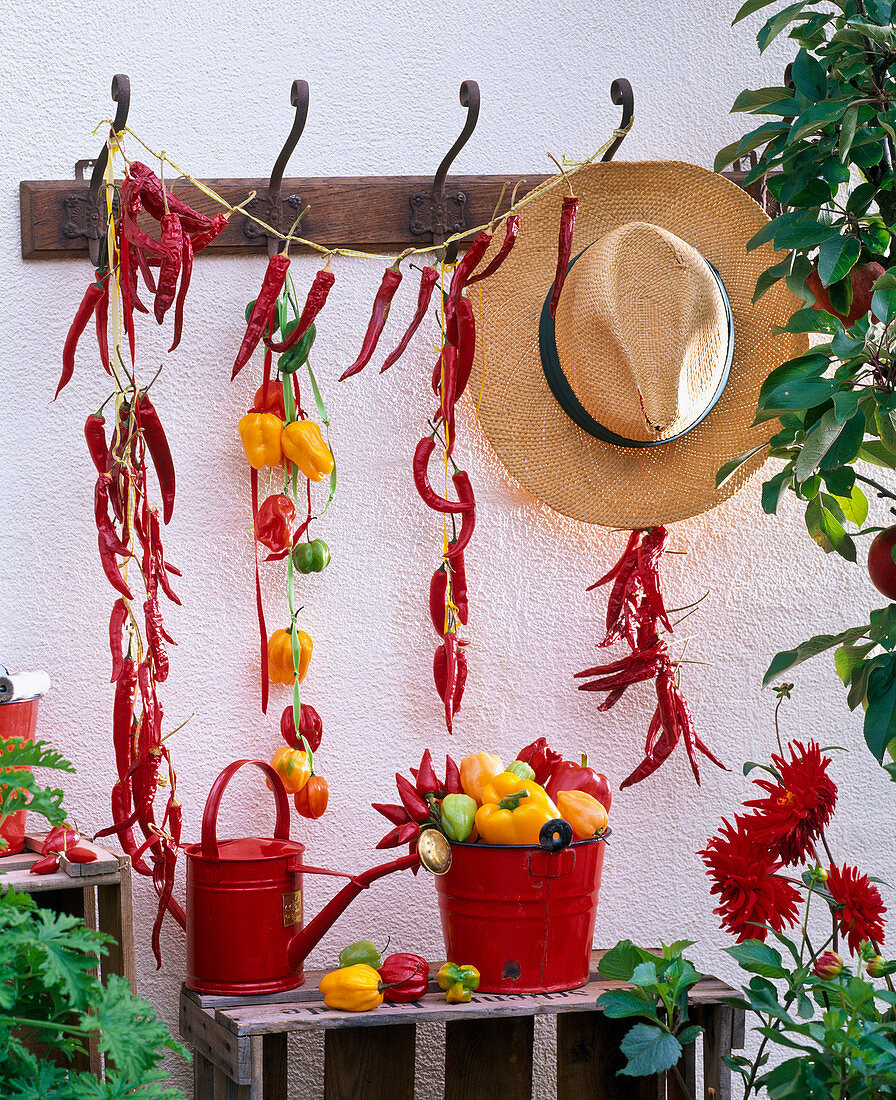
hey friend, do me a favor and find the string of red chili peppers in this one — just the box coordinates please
[577,527,726,788]
[59,150,229,966]
[337,195,523,732]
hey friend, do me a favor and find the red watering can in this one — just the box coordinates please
[182,759,419,996]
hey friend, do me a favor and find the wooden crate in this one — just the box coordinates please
[0,841,137,1080]
[179,952,744,1100]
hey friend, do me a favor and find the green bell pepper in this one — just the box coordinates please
[506,759,536,783]
[279,323,317,374]
[338,939,383,969]
[292,538,331,574]
[440,793,477,842]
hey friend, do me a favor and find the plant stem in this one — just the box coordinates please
[853,472,896,504]
[0,1014,91,1037]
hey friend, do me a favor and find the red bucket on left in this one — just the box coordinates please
[0,699,40,854]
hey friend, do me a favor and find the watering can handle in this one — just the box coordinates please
[201,758,291,862]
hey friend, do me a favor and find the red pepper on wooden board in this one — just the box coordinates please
[29,853,59,875]
[128,161,213,233]
[412,439,474,514]
[379,953,429,1003]
[265,265,335,353]
[65,846,99,864]
[466,215,520,285]
[232,253,291,379]
[42,825,80,854]
[380,266,439,372]
[549,195,579,318]
[339,262,403,380]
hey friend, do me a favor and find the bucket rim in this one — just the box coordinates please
[447,836,607,851]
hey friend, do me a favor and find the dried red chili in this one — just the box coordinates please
[153,214,183,324]
[168,231,193,352]
[129,162,212,233]
[85,412,109,474]
[429,567,448,637]
[339,261,403,380]
[444,473,476,559]
[144,598,170,683]
[232,253,291,379]
[265,264,335,353]
[376,821,421,850]
[95,269,111,374]
[449,549,468,625]
[453,297,477,402]
[137,393,176,525]
[395,773,430,823]
[57,274,107,399]
[549,195,579,318]
[109,598,129,683]
[466,215,519,285]
[412,439,474,514]
[191,212,228,253]
[444,231,492,341]
[380,266,439,372]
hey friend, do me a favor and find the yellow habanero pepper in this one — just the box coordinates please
[239,412,283,469]
[459,752,504,804]
[269,746,311,794]
[267,627,313,685]
[556,789,609,840]
[475,772,561,846]
[281,421,334,481]
[318,964,384,1011]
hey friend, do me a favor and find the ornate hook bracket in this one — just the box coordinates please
[409,80,481,260]
[243,80,308,256]
[601,79,634,163]
[63,74,130,266]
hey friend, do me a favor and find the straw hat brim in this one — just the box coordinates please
[467,160,808,528]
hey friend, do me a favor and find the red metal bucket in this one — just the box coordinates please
[434,837,606,993]
[184,759,306,996]
[0,699,40,855]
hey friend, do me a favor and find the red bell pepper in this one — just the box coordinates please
[516,737,563,787]
[545,753,612,812]
[379,953,429,1003]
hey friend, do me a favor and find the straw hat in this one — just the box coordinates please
[467,160,807,528]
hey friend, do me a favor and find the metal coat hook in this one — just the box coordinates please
[601,79,634,163]
[244,79,309,255]
[63,74,130,266]
[409,79,481,261]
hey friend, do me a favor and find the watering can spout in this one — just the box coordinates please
[286,850,420,972]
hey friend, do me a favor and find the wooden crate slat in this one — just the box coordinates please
[445,1015,533,1100]
[702,1004,734,1100]
[557,1011,664,1100]
[324,1022,415,1100]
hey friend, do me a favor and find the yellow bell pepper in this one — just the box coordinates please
[239,412,283,469]
[318,964,384,1011]
[281,421,334,481]
[459,752,504,804]
[557,789,609,840]
[475,772,561,845]
[269,746,311,794]
[267,627,313,685]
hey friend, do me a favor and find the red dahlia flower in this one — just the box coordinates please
[742,740,837,865]
[698,817,801,943]
[826,863,886,955]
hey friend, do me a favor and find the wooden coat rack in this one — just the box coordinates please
[19,75,764,261]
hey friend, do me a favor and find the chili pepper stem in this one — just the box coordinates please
[282,209,309,257]
[141,363,164,394]
[547,153,575,197]
[665,591,710,616]
[159,154,170,214]
[489,181,509,228]
[161,713,195,743]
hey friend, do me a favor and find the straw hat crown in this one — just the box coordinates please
[556,222,730,444]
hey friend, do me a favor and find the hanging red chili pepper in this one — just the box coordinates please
[57,274,107,399]
[232,253,291,379]
[339,259,404,380]
[466,215,519,285]
[380,266,439,373]
[412,439,474,514]
[265,263,335,354]
[549,195,579,318]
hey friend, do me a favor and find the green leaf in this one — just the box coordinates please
[830,485,868,526]
[876,408,896,456]
[790,49,826,101]
[677,1024,702,1047]
[840,105,860,162]
[864,653,896,761]
[91,975,189,1077]
[753,256,795,303]
[772,220,841,251]
[762,469,792,514]
[757,2,811,52]
[726,940,787,978]
[858,439,896,467]
[774,307,843,335]
[788,99,852,143]
[618,1024,683,1077]
[733,0,789,23]
[731,86,795,113]
[872,283,896,325]
[661,940,697,959]
[715,122,787,172]
[597,988,659,1019]
[598,940,661,981]
[869,605,896,648]
[817,235,861,288]
[794,409,842,481]
[763,624,871,685]
[835,642,877,686]
[820,410,865,469]
[716,443,768,489]
[805,495,857,559]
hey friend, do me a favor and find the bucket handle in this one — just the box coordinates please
[201,758,291,862]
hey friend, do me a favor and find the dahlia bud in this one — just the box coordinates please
[813,950,844,979]
[865,955,887,978]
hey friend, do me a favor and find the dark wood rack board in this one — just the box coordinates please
[19,169,760,260]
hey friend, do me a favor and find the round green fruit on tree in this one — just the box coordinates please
[867,525,896,599]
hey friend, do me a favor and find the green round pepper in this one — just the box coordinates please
[440,793,477,843]
[506,759,536,783]
[279,323,317,374]
[292,539,331,574]
[338,939,383,969]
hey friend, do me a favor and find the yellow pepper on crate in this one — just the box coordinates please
[459,752,504,804]
[437,962,480,1004]
[238,412,283,469]
[475,772,561,845]
[318,964,385,1011]
[556,790,609,840]
[269,746,311,794]
[281,421,334,481]
[267,627,313,685]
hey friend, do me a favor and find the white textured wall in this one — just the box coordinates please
[1,2,890,1097]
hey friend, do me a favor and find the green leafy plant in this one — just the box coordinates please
[0,737,187,1097]
[717,0,896,770]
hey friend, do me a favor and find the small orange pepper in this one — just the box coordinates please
[267,627,313,685]
[239,412,283,469]
[556,789,609,840]
[459,753,504,804]
[281,421,334,481]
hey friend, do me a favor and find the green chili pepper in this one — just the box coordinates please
[293,538,331,574]
[279,323,316,374]
[338,939,383,969]
[440,793,477,842]
[506,759,536,782]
